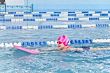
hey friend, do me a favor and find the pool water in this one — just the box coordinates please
[0,26,110,73]
[1,48,110,73]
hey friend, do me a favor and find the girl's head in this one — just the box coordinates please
[57,35,69,49]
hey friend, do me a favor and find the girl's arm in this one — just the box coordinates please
[90,47,110,51]
[70,48,84,52]
[39,48,58,51]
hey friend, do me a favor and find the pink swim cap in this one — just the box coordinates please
[57,35,69,46]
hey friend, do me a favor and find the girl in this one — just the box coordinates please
[14,35,110,54]
[57,35,83,52]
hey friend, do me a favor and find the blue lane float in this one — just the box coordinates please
[0,14,4,17]
[89,18,99,20]
[96,24,109,28]
[39,12,47,14]
[68,12,75,13]
[68,24,82,28]
[100,14,108,16]
[33,14,42,17]
[53,12,61,14]
[8,12,16,14]
[84,14,92,16]
[81,11,89,13]
[0,19,11,22]
[68,18,79,21]
[38,25,53,29]
[22,41,48,47]
[68,14,76,16]
[70,39,92,44]
[24,12,32,14]
[23,19,35,21]
[14,14,23,17]
[95,11,102,13]
[51,14,59,17]
[6,26,22,29]
[46,18,58,21]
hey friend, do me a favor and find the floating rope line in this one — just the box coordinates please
[0,39,109,48]
[0,11,110,14]
[0,17,110,22]
[0,24,109,30]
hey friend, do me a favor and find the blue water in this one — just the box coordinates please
[1,47,110,73]
[0,25,110,73]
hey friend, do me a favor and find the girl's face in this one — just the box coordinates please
[57,41,65,49]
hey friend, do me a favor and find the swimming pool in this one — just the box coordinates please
[0,23,110,73]
[0,9,110,73]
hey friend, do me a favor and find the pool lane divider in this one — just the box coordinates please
[1,12,110,17]
[0,24,109,30]
[0,17,110,22]
[1,11,110,14]
[0,39,110,48]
